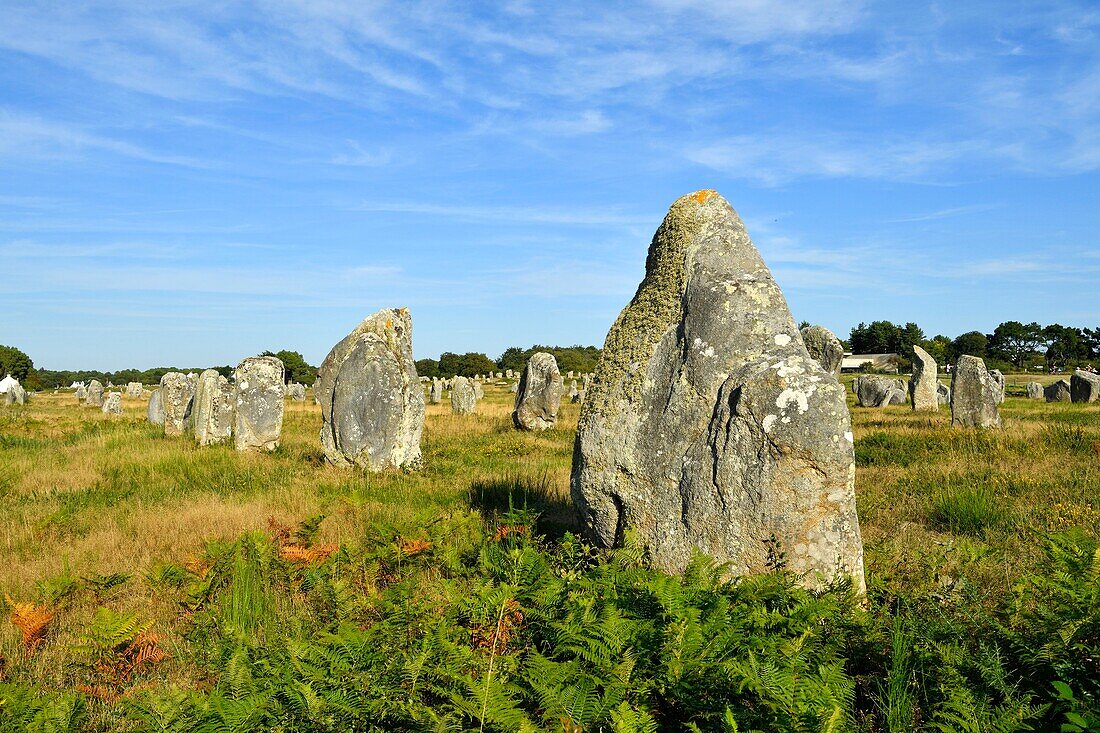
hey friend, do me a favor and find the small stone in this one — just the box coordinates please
[512,352,564,431]
[286,382,306,401]
[800,325,844,375]
[148,388,165,425]
[473,380,484,400]
[909,345,939,411]
[126,382,144,398]
[989,369,1006,404]
[1026,381,1043,400]
[101,392,122,415]
[1045,379,1072,402]
[86,379,104,408]
[429,379,443,404]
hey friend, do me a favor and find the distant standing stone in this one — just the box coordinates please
[7,383,26,405]
[951,355,1002,428]
[315,308,424,470]
[505,369,513,379]
[75,384,87,401]
[429,379,443,404]
[857,375,902,407]
[937,381,951,406]
[1026,381,1044,400]
[472,379,484,400]
[160,372,192,436]
[989,369,1006,404]
[148,388,165,425]
[800,325,844,376]
[1045,379,1072,402]
[102,392,122,415]
[509,382,518,393]
[572,388,584,404]
[86,380,105,408]
[512,352,564,431]
[909,345,939,411]
[126,382,144,398]
[286,382,306,401]
[192,369,235,446]
[451,376,476,415]
[1070,369,1100,403]
[234,356,285,451]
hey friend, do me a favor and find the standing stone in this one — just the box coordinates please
[1026,381,1044,400]
[7,383,26,405]
[429,379,443,404]
[505,369,513,379]
[472,379,484,400]
[75,384,87,401]
[951,356,1002,428]
[160,372,192,436]
[192,369,235,446]
[800,325,844,376]
[937,381,951,406]
[509,381,519,393]
[909,345,939,411]
[148,388,165,425]
[286,382,306,401]
[451,376,476,415]
[1070,370,1100,403]
[857,375,902,407]
[495,372,503,380]
[572,190,864,591]
[86,380,104,408]
[126,382,144,398]
[233,356,285,451]
[567,379,579,401]
[572,388,584,404]
[315,308,424,470]
[1045,379,1072,402]
[512,352,564,431]
[989,369,1006,404]
[101,392,122,415]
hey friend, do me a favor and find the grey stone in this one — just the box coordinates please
[989,369,1006,404]
[571,190,864,592]
[101,392,122,415]
[6,383,26,405]
[1070,370,1100,403]
[505,369,513,379]
[429,379,443,404]
[800,325,844,376]
[510,382,518,393]
[86,379,104,408]
[75,384,87,401]
[909,345,939,411]
[148,388,165,425]
[234,356,285,451]
[192,369,234,446]
[1026,381,1044,400]
[1045,379,1072,402]
[857,375,903,407]
[567,379,579,400]
[160,372,192,436]
[937,381,951,406]
[951,355,1002,428]
[572,388,584,404]
[451,376,477,415]
[126,382,144,398]
[512,352,564,431]
[286,382,306,401]
[315,308,424,470]
[472,379,484,400]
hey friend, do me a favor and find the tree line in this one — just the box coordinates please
[415,345,601,379]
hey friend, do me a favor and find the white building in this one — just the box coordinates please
[841,353,900,373]
[0,375,18,394]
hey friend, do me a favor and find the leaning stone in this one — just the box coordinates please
[101,392,122,415]
[192,369,234,446]
[160,373,192,436]
[937,381,951,406]
[512,352,564,431]
[473,380,484,400]
[148,388,165,425]
[1045,379,1072,402]
[1070,370,1100,403]
[572,190,864,592]
[989,369,1006,404]
[234,356,285,451]
[451,376,477,415]
[286,382,306,401]
[909,345,939,411]
[315,308,424,470]
[86,380,104,407]
[857,375,901,407]
[800,325,844,375]
[951,356,1002,428]
[1026,381,1044,400]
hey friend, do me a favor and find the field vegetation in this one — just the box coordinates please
[0,376,1097,732]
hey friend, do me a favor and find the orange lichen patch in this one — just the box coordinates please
[385,319,393,329]
[492,525,527,542]
[689,189,718,203]
[9,601,55,652]
[279,543,338,564]
[398,538,432,556]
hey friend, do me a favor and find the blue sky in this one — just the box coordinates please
[2,1,1098,371]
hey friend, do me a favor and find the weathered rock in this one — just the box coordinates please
[1045,379,1072,402]
[429,379,443,404]
[75,384,87,401]
[951,356,1002,428]
[315,308,424,470]
[102,392,122,415]
[148,388,165,425]
[234,356,285,451]
[6,383,26,405]
[192,369,235,446]
[509,382,518,393]
[857,375,903,407]
[909,345,939,411]
[937,381,951,406]
[567,379,579,400]
[505,369,513,379]
[800,325,844,376]
[512,352,564,431]
[1026,381,1044,400]
[86,380,104,407]
[1070,370,1100,403]
[126,382,144,398]
[160,372,192,436]
[571,190,864,591]
[989,369,1006,404]
[473,380,484,400]
[572,388,584,404]
[450,376,476,415]
[286,382,306,401]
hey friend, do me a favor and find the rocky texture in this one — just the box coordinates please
[451,376,477,415]
[192,369,235,446]
[572,388,584,404]
[234,356,285,451]
[951,356,1002,428]
[429,379,443,404]
[800,325,844,376]
[148,388,165,425]
[510,382,518,393]
[1026,381,1044,400]
[1071,370,1100,403]
[315,308,424,470]
[571,190,864,592]
[126,382,144,398]
[286,382,306,401]
[909,345,939,411]
[86,380,104,408]
[75,384,87,401]
[937,381,951,406]
[512,352,564,431]
[989,369,1006,404]
[857,375,906,407]
[102,392,122,415]
[1045,379,1072,402]
[6,383,26,405]
[473,379,484,400]
[160,373,192,436]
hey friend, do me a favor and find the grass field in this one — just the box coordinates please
[1,377,1097,732]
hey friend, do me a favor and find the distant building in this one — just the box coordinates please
[841,353,900,373]
[0,375,18,394]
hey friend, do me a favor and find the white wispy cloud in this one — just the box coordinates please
[352,200,650,226]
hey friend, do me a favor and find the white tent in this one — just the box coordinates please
[69,381,85,389]
[0,375,18,394]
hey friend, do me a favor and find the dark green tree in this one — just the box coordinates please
[414,359,440,378]
[0,345,33,380]
[263,350,317,385]
[1044,325,1089,369]
[438,352,496,377]
[988,321,1046,367]
[949,331,988,361]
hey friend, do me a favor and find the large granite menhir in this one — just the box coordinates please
[909,345,939,411]
[450,377,476,415]
[234,356,285,451]
[513,352,564,431]
[951,355,1001,428]
[1071,369,1100,403]
[572,190,864,592]
[192,369,234,446]
[160,372,192,436]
